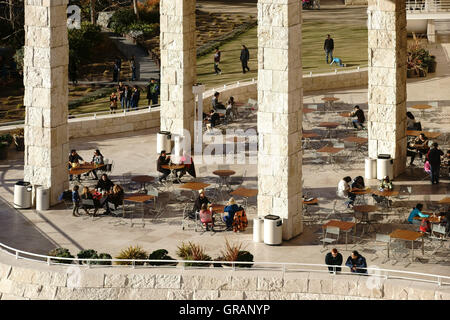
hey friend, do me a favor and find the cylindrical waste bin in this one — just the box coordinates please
[14,181,32,209]
[263,215,283,245]
[377,154,394,180]
[156,131,171,154]
[36,186,50,211]
[253,217,264,243]
[365,158,377,179]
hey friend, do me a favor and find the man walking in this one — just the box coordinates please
[427,142,444,184]
[240,45,250,74]
[324,34,334,64]
[214,47,222,75]
[146,78,160,107]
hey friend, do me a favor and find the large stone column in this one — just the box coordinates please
[23,0,69,205]
[159,0,196,142]
[257,0,303,240]
[367,0,407,177]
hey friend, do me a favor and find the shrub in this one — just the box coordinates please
[69,22,102,64]
[77,249,98,264]
[148,249,177,266]
[127,22,159,37]
[176,242,211,267]
[110,8,137,34]
[48,248,74,264]
[216,239,254,268]
[115,246,148,265]
[13,47,24,73]
[0,134,13,146]
[97,253,113,265]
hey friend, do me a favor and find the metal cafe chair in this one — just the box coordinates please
[371,233,391,264]
[320,226,340,252]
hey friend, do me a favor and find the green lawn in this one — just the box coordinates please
[197,22,368,89]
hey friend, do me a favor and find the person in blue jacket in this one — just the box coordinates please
[223,197,240,230]
[345,251,367,274]
[407,203,429,224]
[330,57,345,67]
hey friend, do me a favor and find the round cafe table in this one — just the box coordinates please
[161,164,185,183]
[353,205,379,235]
[213,170,236,192]
[321,97,340,110]
[411,104,432,117]
[131,175,155,192]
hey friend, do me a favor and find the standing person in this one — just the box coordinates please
[72,185,81,217]
[118,82,126,109]
[90,149,104,180]
[130,56,137,81]
[147,78,160,107]
[240,45,250,74]
[125,85,132,110]
[131,86,140,109]
[427,142,444,184]
[324,34,334,64]
[345,251,367,274]
[325,248,343,273]
[349,105,365,129]
[109,91,118,114]
[68,149,83,181]
[214,47,222,75]
[112,60,119,83]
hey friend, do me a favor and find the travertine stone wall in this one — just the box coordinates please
[159,0,196,140]
[0,253,449,300]
[257,0,303,240]
[23,0,69,205]
[367,0,407,177]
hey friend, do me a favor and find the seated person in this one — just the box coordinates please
[211,91,226,114]
[349,105,365,130]
[106,184,124,214]
[190,189,211,219]
[89,149,104,180]
[68,149,83,181]
[227,96,238,118]
[372,176,393,205]
[406,111,421,130]
[337,176,355,207]
[80,186,99,216]
[223,197,240,230]
[96,173,114,192]
[408,133,429,166]
[157,150,171,182]
[345,251,367,274]
[351,176,365,190]
[407,203,429,224]
[178,151,196,179]
[438,209,450,233]
[330,57,345,67]
[209,110,220,128]
[199,203,214,231]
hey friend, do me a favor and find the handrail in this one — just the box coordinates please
[406,0,450,12]
[0,241,449,287]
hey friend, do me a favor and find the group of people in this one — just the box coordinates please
[407,203,450,234]
[156,150,196,183]
[191,190,247,231]
[68,149,105,181]
[71,173,124,217]
[112,56,138,83]
[337,175,393,207]
[205,92,238,129]
[112,82,141,112]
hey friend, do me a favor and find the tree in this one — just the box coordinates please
[90,0,96,24]
[132,0,140,21]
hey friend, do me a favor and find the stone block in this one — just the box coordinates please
[218,290,244,300]
[0,279,14,294]
[182,275,231,291]
[78,272,105,288]
[0,264,11,280]
[168,290,194,300]
[193,289,219,300]
[8,267,35,284]
[231,275,258,291]
[243,291,270,300]
[257,276,283,291]
[407,283,438,300]
[308,275,333,294]
[55,287,121,300]
[283,274,308,293]
[50,272,67,287]
[154,274,181,289]
[125,274,155,289]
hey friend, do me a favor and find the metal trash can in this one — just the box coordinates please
[365,158,377,179]
[36,186,50,211]
[377,154,394,180]
[13,181,32,209]
[263,215,283,245]
[253,217,264,243]
[156,131,171,154]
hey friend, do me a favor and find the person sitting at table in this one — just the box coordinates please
[190,189,211,219]
[408,133,429,166]
[438,209,450,234]
[157,150,171,182]
[345,251,367,274]
[337,176,355,207]
[199,203,214,231]
[105,184,124,214]
[177,151,196,179]
[407,203,429,225]
[223,197,240,230]
[372,176,393,205]
[68,149,83,181]
[227,96,238,119]
[211,91,226,114]
[95,173,114,192]
[349,105,365,130]
[406,111,421,130]
[351,176,365,190]
[208,110,220,129]
[80,186,99,216]
[325,248,343,273]
[88,149,104,180]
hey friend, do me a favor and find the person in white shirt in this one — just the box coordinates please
[337,176,355,207]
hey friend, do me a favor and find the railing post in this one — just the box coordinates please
[310,72,312,77]
[47,257,51,265]
[252,78,255,83]
[94,113,96,119]
[232,262,236,271]
[132,260,135,269]
[15,251,19,259]
[357,66,360,72]
[438,277,441,287]
[335,69,337,74]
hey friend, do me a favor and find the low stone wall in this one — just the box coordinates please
[0,253,448,300]
[345,0,368,5]
[202,69,368,112]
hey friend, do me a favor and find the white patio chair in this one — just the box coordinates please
[319,226,340,252]
[370,234,391,264]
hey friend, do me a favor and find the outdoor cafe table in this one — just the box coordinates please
[389,229,424,263]
[123,194,156,222]
[302,132,320,149]
[411,104,432,117]
[69,163,104,177]
[302,198,318,214]
[342,136,368,144]
[316,146,344,164]
[131,175,155,192]
[179,182,211,199]
[161,164,185,183]
[350,187,371,203]
[230,188,258,208]
[210,204,226,222]
[406,130,442,139]
[371,190,399,208]
[213,170,236,192]
[321,97,340,110]
[317,122,341,139]
[413,215,441,224]
[438,197,450,204]
[353,205,379,235]
[322,220,356,250]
